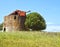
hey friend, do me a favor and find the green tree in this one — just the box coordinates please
[0,23,3,30]
[25,12,46,30]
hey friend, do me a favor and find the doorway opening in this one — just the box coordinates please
[4,28,6,32]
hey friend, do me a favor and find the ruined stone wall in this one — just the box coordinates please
[19,16,26,30]
[3,14,26,32]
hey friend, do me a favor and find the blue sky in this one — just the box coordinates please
[0,0,60,32]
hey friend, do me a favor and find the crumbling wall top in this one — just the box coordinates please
[9,10,26,16]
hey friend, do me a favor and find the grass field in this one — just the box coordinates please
[0,31,60,47]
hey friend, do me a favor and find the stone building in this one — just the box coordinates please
[3,10,26,32]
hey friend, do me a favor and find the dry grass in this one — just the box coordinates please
[0,31,60,47]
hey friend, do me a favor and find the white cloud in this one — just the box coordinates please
[46,22,54,25]
[45,25,60,32]
[45,22,60,32]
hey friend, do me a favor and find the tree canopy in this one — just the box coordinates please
[25,12,46,30]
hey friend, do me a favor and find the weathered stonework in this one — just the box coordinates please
[3,10,26,32]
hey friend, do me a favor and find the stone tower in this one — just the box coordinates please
[3,10,26,32]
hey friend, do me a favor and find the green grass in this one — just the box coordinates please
[0,31,60,47]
